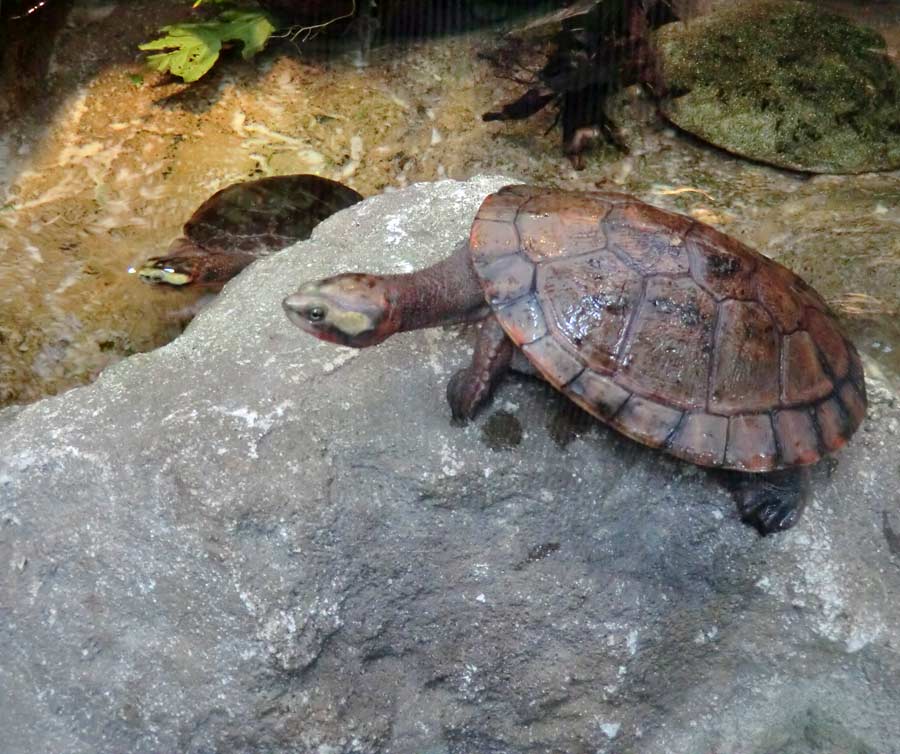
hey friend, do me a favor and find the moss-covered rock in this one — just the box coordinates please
[655,0,900,173]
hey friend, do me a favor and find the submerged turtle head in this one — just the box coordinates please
[283,273,399,348]
[136,255,203,288]
[135,239,225,289]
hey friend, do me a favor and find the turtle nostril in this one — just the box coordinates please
[282,294,305,314]
[282,297,305,328]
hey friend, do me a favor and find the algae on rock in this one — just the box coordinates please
[656,0,900,173]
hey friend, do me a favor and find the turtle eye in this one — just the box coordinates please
[307,306,326,322]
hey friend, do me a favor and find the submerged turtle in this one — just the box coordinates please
[283,185,867,535]
[137,174,362,289]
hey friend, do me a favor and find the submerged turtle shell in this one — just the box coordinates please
[184,174,363,255]
[469,185,866,472]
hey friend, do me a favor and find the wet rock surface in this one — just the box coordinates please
[2,176,899,754]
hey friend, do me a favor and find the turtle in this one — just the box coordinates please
[136,174,362,289]
[282,185,867,535]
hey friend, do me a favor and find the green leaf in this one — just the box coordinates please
[219,9,275,60]
[138,10,276,83]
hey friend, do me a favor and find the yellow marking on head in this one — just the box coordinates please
[137,266,191,286]
[328,309,373,336]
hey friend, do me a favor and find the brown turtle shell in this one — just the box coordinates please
[468,185,867,472]
[184,174,363,255]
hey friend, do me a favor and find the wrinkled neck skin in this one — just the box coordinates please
[383,242,489,333]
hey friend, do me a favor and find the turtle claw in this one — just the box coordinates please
[738,494,801,535]
[733,469,809,536]
[447,367,483,424]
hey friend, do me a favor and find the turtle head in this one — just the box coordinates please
[136,255,202,287]
[283,273,398,348]
[135,239,225,289]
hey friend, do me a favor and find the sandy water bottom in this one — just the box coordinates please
[1,0,898,407]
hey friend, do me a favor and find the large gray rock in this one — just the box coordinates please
[1,176,899,754]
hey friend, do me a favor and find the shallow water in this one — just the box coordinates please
[1,0,898,406]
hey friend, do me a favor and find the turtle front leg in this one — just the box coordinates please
[446,315,514,423]
[731,467,811,536]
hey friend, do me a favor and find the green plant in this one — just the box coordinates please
[139,3,276,83]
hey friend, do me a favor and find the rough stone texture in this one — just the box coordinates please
[1,176,899,754]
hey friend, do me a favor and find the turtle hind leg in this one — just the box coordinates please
[447,315,514,423]
[731,467,811,536]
